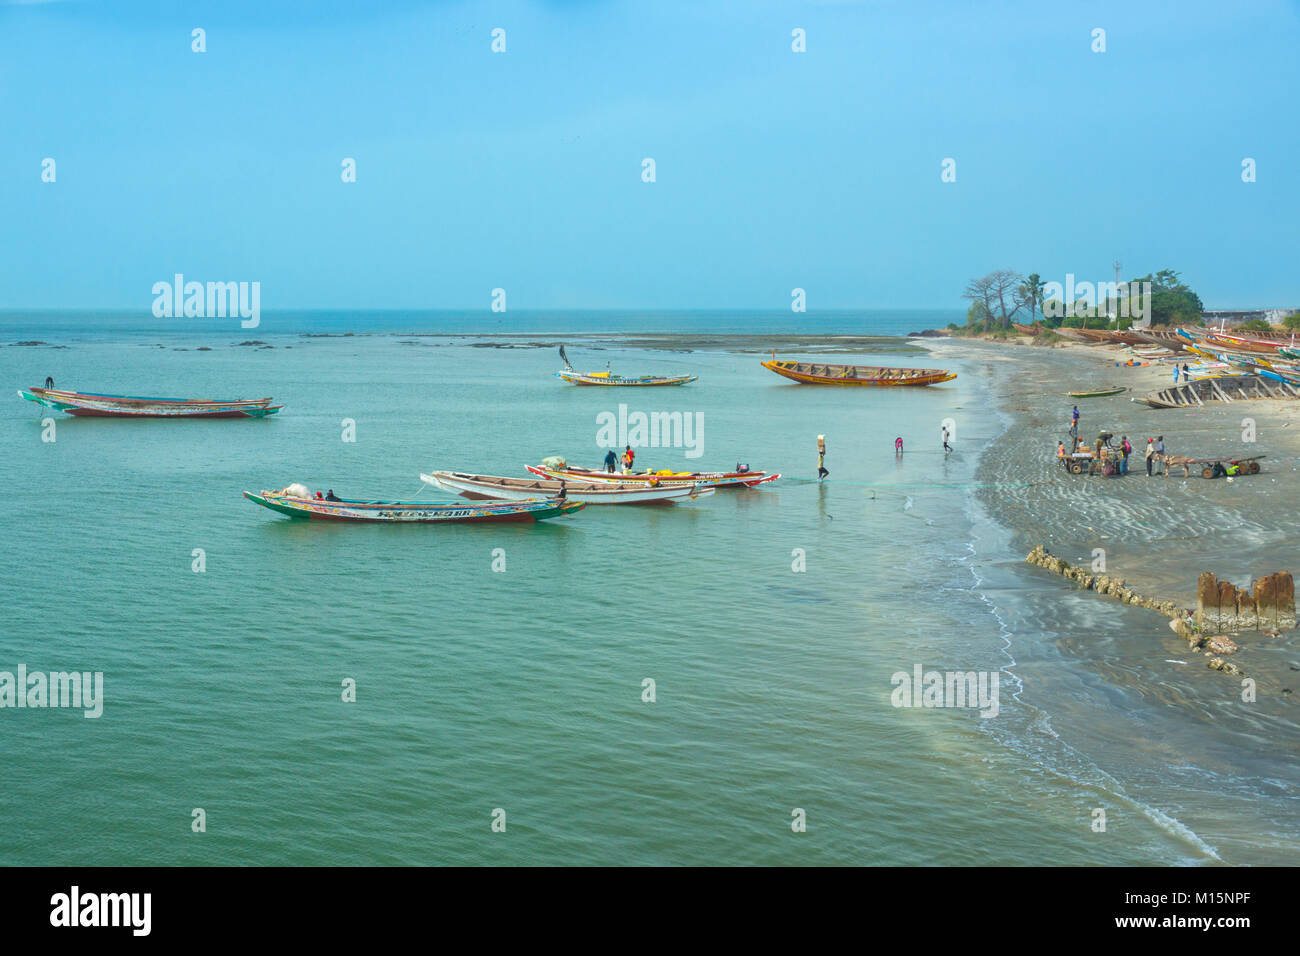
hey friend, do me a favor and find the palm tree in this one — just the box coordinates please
[1018,273,1045,326]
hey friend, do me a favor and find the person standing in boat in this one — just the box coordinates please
[603,448,618,474]
[44,376,54,389]
[817,435,828,480]
[621,445,635,474]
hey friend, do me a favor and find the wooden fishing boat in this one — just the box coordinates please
[18,386,282,418]
[244,489,583,522]
[1135,374,1300,409]
[1204,331,1284,354]
[761,358,955,387]
[527,463,779,489]
[555,345,695,386]
[422,471,714,505]
[1067,386,1127,398]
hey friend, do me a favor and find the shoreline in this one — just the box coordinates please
[925,334,1300,688]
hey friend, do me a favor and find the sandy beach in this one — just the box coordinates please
[927,334,1300,691]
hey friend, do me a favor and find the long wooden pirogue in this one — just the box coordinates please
[761,358,955,386]
[19,386,282,418]
[423,471,714,505]
[244,489,582,522]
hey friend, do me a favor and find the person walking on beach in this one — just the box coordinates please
[942,425,952,453]
[1120,435,1131,475]
[1072,405,1080,429]
[1155,435,1165,475]
[817,435,829,480]
[1145,438,1155,476]
[603,448,618,474]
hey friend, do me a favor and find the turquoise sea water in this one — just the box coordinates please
[0,313,1293,865]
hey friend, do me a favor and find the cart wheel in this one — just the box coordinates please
[1201,466,1215,479]
[1249,462,1261,474]
[1070,462,1084,474]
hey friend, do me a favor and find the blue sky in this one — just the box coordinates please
[1,0,1297,310]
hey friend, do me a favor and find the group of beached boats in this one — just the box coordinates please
[1055,326,1300,409]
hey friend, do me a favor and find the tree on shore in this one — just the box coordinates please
[963,270,1025,330]
[1018,273,1045,325]
[1132,269,1204,326]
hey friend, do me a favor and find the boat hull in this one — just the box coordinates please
[761,360,955,386]
[555,371,697,386]
[1067,386,1127,398]
[19,387,282,418]
[422,471,713,505]
[527,464,779,489]
[244,491,583,522]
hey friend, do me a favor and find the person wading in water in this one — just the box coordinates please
[817,435,829,480]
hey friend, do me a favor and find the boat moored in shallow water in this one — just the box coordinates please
[19,386,282,418]
[422,471,714,505]
[761,358,956,387]
[527,462,779,489]
[555,345,696,386]
[244,488,582,522]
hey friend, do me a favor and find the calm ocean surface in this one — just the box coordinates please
[0,311,1292,865]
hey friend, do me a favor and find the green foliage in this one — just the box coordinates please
[1237,318,1272,332]
[1131,269,1204,326]
[1283,311,1300,331]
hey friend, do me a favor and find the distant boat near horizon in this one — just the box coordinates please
[18,386,282,418]
[761,357,956,387]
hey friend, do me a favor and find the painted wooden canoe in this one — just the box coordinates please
[761,359,955,387]
[244,490,583,522]
[19,387,282,418]
[555,344,695,386]
[526,464,779,489]
[1067,386,1127,398]
[555,369,697,386]
[422,471,714,505]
